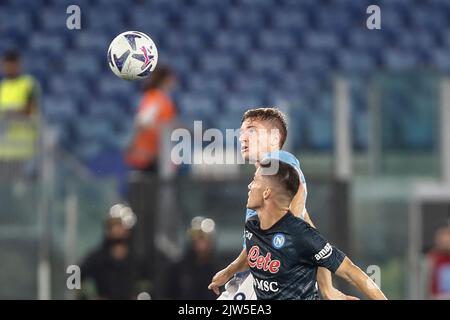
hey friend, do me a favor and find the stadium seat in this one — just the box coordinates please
[64,51,101,76]
[336,49,376,73]
[85,98,125,119]
[382,49,422,71]
[180,9,221,34]
[303,31,341,51]
[28,32,66,54]
[6,0,45,10]
[313,8,351,32]
[213,113,243,133]
[86,8,125,32]
[47,75,92,98]
[346,29,385,51]
[74,32,110,55]
[43,95,78,122]
[222,94,265,114]
[230,74,269,95]
[289,52,332,74]
[380,10,407,31]
[128,8,170,36]
[214,32,253,55]
[200,52,237,74]
[399,30,437,52]
[0,10,32,35]
[179,93,218,118]
[38,8,69,32]
[226,8,265,32]
[408,8,445,32]
[271,10,309,32]
[165,32,206,53]
[187,73,227,94]
[306,110,333,150]
[257,31,297,51]
[246,51,287,73]
[96,77,137,100]
[430,48,450,72]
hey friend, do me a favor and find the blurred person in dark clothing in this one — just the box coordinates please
[426,223,450,299]
[78,204,150,300]
[167,217,218,300]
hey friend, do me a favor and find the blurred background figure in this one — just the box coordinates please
[78,204,149,300]
[166,217,218,300]
[0,50,40,118]
[426,223,450,299]
[125,65,177,175]
[125,65,178,293]
[0,50,41,177]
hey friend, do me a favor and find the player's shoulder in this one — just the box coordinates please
[285,212,314,233]
[262,150,306,183]
[262,150,300,169]
[283,214,322,251]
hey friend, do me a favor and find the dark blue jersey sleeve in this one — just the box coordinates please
[294,224,346,273]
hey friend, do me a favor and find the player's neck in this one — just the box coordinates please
[254,146,281,168]
[257,203,289,230]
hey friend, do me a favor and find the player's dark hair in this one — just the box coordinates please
[142,64,174,91]
[260,160,299,200]
[241,107,288,148]
[3,50,20,62]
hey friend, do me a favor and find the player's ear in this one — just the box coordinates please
[263,187,271,200]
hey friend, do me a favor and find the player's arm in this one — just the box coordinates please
[291,185,357,300]
[307,213,357,300]
[335,257,387,300]
[208,247,248,295]
[301,211,335,298]
[300,225,387,300]
[304,211,357,300]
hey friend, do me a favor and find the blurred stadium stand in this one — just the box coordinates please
[1,0,447,170]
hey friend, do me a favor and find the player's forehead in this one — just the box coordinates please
[241,118,270,131]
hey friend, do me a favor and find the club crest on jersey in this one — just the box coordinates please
[272,233,285,249]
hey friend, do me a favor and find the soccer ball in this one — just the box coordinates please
[107,31,158,80]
